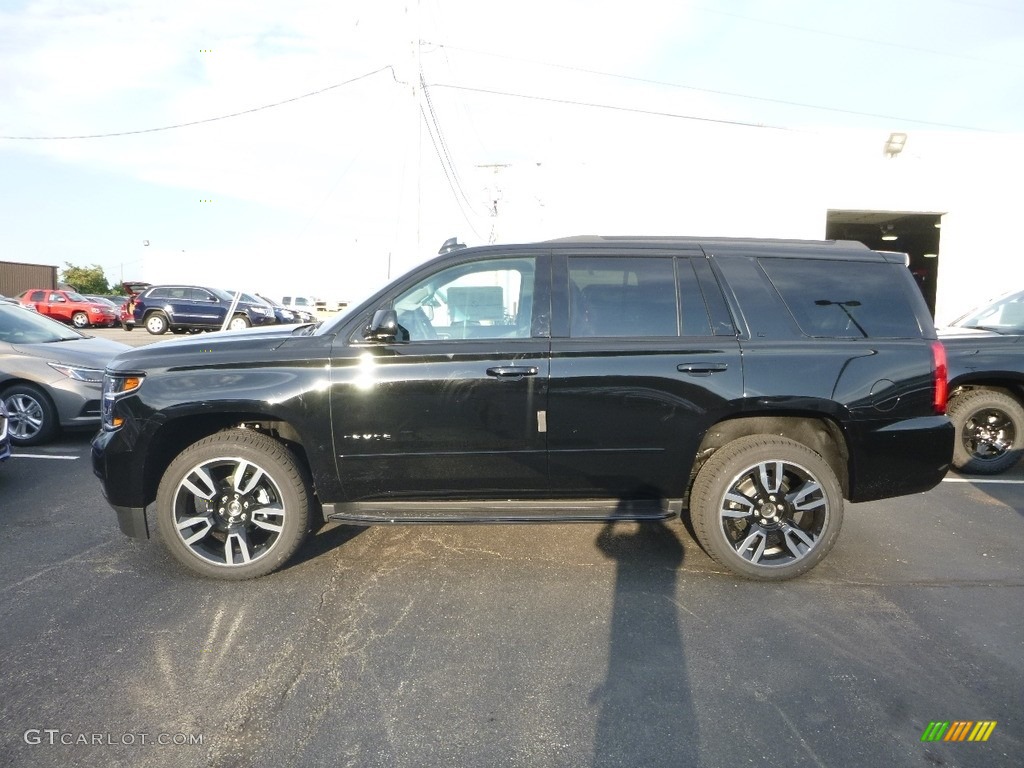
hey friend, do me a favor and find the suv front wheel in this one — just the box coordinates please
[690,435,843,581]
[155,430,311,579]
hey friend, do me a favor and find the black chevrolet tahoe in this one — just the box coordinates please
[92,237,953,581]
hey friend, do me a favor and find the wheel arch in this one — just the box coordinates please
[689,414,850,501]
[949,378,1024,404]
[139,413,315,509]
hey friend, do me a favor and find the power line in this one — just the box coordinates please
[420,73,480,214]
[429,81,790,131]
[0,66,397,140]
[418,103,483,240]
[430,45,997,132]
[692,5,1024,70]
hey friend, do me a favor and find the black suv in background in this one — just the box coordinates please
[93,237,952,581]
[132,285,276,334]
[941,288,1024,474]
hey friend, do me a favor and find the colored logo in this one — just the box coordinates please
[921,721,997,742]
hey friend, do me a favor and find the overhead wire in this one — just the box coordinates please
[0,66,397,140]
[429,45,995,132]
[427,81,791,131]
[419,102,483,239]
[420,72,481,214]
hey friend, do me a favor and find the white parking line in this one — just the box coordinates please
[942,477,1024,484]
[11,454,80,460]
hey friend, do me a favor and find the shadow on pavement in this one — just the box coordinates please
[591,509,699,766]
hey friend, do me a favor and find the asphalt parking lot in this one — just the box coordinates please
[1,327,1022,767]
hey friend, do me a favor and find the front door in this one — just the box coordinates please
[331,253,551,502]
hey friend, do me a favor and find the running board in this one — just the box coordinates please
[323,499,681,525]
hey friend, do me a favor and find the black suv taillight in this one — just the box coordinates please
[931,341,948,415]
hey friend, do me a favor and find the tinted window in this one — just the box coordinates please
[393,257,535,341]
[147,287,169,299]
[568,257,678,338]
[760,259,922,338]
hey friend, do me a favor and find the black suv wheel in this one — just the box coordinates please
[948,389,1023,474]
[690,436,843,581]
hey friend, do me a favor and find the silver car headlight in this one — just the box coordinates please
[48,363,105,383]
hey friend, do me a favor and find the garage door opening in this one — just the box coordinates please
[825,210,943,315]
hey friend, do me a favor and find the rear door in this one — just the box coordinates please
[547,248,743,499]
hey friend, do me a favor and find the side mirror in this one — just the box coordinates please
[363,309,408,342]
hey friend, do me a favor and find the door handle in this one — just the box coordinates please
[486,366,539,378]
[677,362,728,376]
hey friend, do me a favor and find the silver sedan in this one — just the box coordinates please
[0,303,129,445]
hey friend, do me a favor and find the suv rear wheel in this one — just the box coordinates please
[690,435,843,581]
[145,312,169,335]
[155,430,311,579]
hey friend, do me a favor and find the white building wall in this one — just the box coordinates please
[491,126,1022,325]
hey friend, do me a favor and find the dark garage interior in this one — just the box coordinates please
[825,210,943,315]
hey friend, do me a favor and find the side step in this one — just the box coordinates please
[323,499,681,525]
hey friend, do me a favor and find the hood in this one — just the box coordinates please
[937,325,1006,339]
[106,323,323,371]
[13,336,131,367]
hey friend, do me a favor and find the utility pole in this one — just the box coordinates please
[411,1,422,252]
[476,163,510,244]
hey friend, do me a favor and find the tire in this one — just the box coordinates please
[71,311,90,329]
[228,314,251,331]
[155,430,311,579]
[121,321,134,331]
[145,312,169,335]
[948,389,1024,474]
[690,435,843,581]
[2,383,60,446]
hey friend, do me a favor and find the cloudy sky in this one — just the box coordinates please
[2,0,1022,301]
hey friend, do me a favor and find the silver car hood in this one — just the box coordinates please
[11,336,131,367]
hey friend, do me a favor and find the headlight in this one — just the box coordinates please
[101,373,145,429]
[48,363,105,383]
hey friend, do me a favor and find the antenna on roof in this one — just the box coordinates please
[438,237,466,255]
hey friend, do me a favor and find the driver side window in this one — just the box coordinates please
[392,257,536,341]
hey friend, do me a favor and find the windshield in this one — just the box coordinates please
[953,290,1024,332]
[0,303,85,343]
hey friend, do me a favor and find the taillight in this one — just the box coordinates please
[931,341,948,415]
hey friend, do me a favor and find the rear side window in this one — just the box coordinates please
[760,259,922,338]
[568,257,679,337]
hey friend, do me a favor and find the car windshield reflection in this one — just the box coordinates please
[0,304,86,343]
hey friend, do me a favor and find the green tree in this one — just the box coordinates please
[61,263,111,294]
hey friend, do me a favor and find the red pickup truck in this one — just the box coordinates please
[17,289,119,328]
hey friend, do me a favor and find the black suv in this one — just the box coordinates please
[132,285,276,334]
[93,237,952,581]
